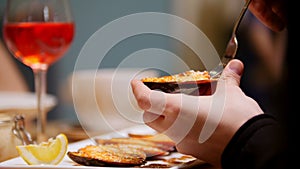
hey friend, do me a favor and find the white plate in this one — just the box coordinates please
[0,125,207,169]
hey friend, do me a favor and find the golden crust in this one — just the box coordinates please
[128,133,176,151]
[67,144,146,166]
[141,70,210,83]
[96,136,175,152]
[68,133,177,167]
[95,133,176,158]
[115,143,169,157]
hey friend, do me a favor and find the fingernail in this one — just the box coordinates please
[228,61,242,76]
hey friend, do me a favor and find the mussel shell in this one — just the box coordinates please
[143,79,218,96]
[67,144,146,167]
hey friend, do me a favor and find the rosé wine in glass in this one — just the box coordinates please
[3,0,75,143]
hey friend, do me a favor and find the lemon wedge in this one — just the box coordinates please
[16,133,68,165]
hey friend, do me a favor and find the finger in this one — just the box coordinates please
[220,59,244,87]
[131,79,167,115]
[131,79,152,110]
[250,0,286,32]
[271,0,287,26]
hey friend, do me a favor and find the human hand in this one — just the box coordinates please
[249,0,287,32]
[131,59,264,167]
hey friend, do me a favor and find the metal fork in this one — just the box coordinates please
[209,0,252,79]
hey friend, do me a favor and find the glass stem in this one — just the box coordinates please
[33,68,48,143]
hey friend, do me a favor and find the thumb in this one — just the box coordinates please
[220,59,244,86]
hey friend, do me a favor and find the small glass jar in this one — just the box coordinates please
[0,114,33,162]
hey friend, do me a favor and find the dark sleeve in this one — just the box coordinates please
[221,114,288,169]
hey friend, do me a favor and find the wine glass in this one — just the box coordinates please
[2,0,75,143]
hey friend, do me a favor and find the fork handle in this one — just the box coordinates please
[232,0,252,35]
